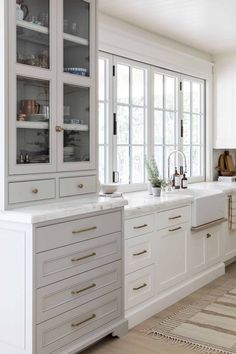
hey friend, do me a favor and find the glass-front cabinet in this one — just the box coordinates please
[9,0,95,175]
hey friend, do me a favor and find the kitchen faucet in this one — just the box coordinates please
[167,150,187,179]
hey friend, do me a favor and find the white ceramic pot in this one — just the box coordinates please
[100,183,118,194]
[152,187,161,197]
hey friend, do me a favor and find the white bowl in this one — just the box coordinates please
[100,183,119,194]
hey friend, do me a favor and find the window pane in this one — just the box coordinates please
[154,110,163,145]
[192,146,201,176]
[132,107,144,144]
[132,68,144,106]
[192,114,201,145]
[183,80,190,112]
[99,102,104,145]
[99,146,105,184]
[132,146,144,183]
[165,145,175,178]
[183,113,190,145]
[117,105,129,145]
[99,59,105,101]
[117,64,129,104]
[183,146,191,176]
[165,76,175,110]
[117,146,130,184]
[154,73,163,109]
[165,111,175,144]
[154,146,163,178]
[192,82,201,113]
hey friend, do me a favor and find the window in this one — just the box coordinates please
[98,53,206,186]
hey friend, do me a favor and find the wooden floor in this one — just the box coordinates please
[82,263,236,354]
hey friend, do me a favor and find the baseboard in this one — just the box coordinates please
[225,256,236,267]
[126,262,225,329]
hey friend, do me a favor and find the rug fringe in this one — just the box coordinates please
[145,329,234,354]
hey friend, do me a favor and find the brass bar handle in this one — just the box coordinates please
[32,188,38,194]
[169,226,182,232]
[71,252,96,262]
[71,283,96,295]
[72,226,97,234]
[133,224,148,230]
[71,313,96,328]
[133,283,147,291]
[55,125,64,132]
[133,250,148,256]
[168,215,182,220]
[206,233,212,238]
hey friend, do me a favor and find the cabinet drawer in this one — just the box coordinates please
[37,261,122,323]
[36,232,121,288]
[36,289,122,354]
[125,214,154,239]
[156,206,190,230]
[125,265,155,310]
[36,211,121,252]
[59,175,97,197]
[8,179,55,204]
[125,233,155,274]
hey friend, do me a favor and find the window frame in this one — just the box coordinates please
[98,51,206,190]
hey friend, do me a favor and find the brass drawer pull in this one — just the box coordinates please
[72,226,97,234]
[71,313,96,328]
[55,126,64,132]
[32,188,38,194]
[78,184,84,189]
[133,224,148,230]
[71,283,96,295]
[71,252,96,262]
[133,250,148,256]
[133,283,147,291]
[168,215,182,220]
[206,233,212,238]
[169,226,182,232]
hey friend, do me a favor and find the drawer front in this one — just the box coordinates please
[125,214,154,239]
[37,261,122,323]
[9,179,55,204]
[36,211,121,252]
[125,265,155,310]
[36,289,122,354]
[156,206,190,230]
[59,175,97,197]
[125,233,155,274]
[36,232,121,288]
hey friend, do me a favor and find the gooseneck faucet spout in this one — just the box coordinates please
[167,150,187,179]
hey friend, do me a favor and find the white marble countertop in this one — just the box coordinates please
[185,181,236,194]
[0,196,128,224]
[124,191,193,218]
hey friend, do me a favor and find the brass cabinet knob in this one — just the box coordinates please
[78,184,84,189]
[55,126,64,132]
[32,188,38,194]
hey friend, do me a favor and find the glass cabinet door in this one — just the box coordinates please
[16,77,50,165]
[63,0,90,77]
[16,0,50,69]
[63,84,90,163]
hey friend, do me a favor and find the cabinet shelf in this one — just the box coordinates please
[63,33,88,46]
[63,124,88,131]
[16,20,49,34]
[16,121,49,130]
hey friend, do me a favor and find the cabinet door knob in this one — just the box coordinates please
[32,188,38,194]
[78,183,84,189]
[206,233,212,238]
[55,126,64,132]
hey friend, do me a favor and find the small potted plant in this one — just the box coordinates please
[145,157,163,196]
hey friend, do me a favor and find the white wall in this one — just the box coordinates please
[98,12,214,180]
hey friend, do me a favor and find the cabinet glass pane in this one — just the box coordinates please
[16,77,50,164]
[63,84,90,163]
[63,0,90,77]
[16,0,49,69]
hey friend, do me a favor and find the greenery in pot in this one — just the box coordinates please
[144,157,164,191]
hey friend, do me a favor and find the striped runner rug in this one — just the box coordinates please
[144,277,236,353]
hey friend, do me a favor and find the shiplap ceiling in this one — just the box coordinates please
[99,0,236,54]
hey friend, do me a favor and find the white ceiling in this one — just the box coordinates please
[98,0,236,55]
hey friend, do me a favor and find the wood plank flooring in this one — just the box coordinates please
[82,263,236,354]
